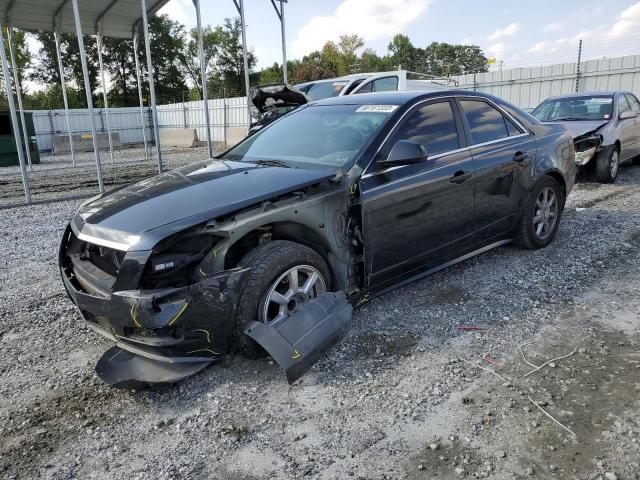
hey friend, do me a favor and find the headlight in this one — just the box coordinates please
[142,232,220,289]
[573,134,602,166]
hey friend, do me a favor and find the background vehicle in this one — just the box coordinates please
[295,70,453,101]
[59,90,575,386]
[531,91,640,183]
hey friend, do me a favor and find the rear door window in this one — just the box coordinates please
[460,100,511,145]
[388,100,460,157]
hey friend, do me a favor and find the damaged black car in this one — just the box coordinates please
[59,90,576,387]
[531,91,640,183]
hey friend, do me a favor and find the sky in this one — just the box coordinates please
[159,0,640,71]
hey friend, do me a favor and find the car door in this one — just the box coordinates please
[359,99,475,290]
[617,94,638,162]
[624,94,640,159]
[456,98,537,244]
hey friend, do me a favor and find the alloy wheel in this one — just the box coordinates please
[260,265,326,324]
[533,187,558,241]
[610,150,619,179]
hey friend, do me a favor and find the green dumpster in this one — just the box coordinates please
[0,110,40,167]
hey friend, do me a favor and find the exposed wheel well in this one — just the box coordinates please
[224,222,334,275]
[544,171,567,202]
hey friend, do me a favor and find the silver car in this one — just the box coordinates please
[532,91,640,183]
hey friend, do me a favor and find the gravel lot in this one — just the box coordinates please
[1,163,640,479]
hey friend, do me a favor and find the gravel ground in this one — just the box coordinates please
[1,163,640,479]
[0,146,214,207]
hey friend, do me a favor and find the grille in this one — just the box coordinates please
[84,243,126,277]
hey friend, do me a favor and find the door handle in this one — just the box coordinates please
[513,152,529,163]
[450,170,472,183]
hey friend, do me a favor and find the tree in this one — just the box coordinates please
[422,42,488,76]
[182,25,218,97]
[102,37,136,107]
[387,34,420,71]
[1,29,31,96]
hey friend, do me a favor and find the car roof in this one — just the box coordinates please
[310,89,490,106]
[545,91,631,100]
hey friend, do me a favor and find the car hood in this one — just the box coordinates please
[71,160,334,251]
[543,120,609,139]
[250,84,309,118]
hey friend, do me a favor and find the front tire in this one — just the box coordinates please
[515,177,564,250]
[235,240,331,357]
[595,146,619,183]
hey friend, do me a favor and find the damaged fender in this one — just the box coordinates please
[244,291,353,384]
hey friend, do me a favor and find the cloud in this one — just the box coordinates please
[292,0,432,57]
[610,1,640,36]
[542,22,564,32]
[527,42,547,53]
[486,22,520,41]
[158,0,195,26]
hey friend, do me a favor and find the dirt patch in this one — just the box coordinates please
[356,331,419,357]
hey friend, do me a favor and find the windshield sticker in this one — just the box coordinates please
[591,98,613,104]
[356,105,399,113]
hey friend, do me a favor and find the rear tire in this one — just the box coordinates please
[235,240,331,358]
[595,146,619,183]
[515,176,564,250]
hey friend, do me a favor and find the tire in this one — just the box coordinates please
[234,240,331,357]
[515,176,564,250]
[595,146,619,183]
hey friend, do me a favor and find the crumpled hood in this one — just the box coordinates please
[250,84,309,118]
[72,160,333,251]
[543,120,609,139]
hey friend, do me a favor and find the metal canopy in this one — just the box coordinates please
[0,0,170,37]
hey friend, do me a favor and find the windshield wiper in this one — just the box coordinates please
[552,117,588,121]
[248,159,291,168]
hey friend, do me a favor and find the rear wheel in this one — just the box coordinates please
[235,240,331,357]
[595,146,619,183]
[515,177,564,250]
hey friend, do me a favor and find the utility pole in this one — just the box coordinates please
[575,39,583,93]
[498,60,504,71]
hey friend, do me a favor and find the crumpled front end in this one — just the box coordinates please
[573,132,603,166]
[59,224,249,387]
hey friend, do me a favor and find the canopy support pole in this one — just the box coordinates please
[96,25,114,163]
[132,30,149,162]
[233,0,251,115]
[270,0,287,83]
[0,17,30,203]
[141,0,162,173]
[193,0,212,158]
[71,0,104,192]
[54,18,76,167]
[6,23,33,171]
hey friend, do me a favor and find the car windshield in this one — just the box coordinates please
[224,104,396,168]
[532,95,614,121]
[305,81,350,100]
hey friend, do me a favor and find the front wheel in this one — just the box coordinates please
[515,177,564,250]
[595,146,619,183]
[235,240,331,357]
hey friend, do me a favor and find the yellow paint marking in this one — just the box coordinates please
[130,303,141,328]
[192,329,211,343]
[357,294,369,306]
[186,348,220,356]
[292,350,301,359]
[168,301,189,326]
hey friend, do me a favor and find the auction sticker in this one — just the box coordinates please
[591,98,613,103]
[356,105,399,113]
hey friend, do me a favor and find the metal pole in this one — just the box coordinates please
[575,39,582,93]
[280,1,287,83]
[141,0,163,173]
[132,31,149,162]
[0,18,30,203]
[235,0,251,114]
[193,0,213,158]
[71,0,104,192]
[54,22,76,166]
[7,24,33,171]
[96,27,114,162]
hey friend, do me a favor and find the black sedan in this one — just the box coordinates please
[59,90,576,386]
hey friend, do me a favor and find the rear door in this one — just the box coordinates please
[624,93,640,159]
[359,99,475,290]
[457,98,537,244]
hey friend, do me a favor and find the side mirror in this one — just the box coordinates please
[619,110,638,120]
[381,140,428,166]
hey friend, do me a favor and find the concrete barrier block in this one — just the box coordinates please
[159,129,201,148]
[226,127,247,147]
[52,132,122,155]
